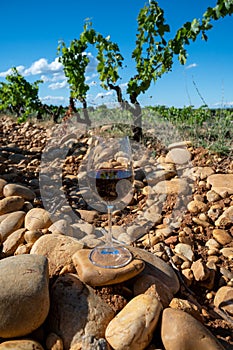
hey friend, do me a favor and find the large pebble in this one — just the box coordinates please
[207,174,233,197]
[2,228,26,256]
[25,208,52,230]
[0,254,49,338]
[48,273,114,350]
[0,179,7,197]
[212,228,232,245]
[174,243,194,262]
[153,178,190,195]
[128,247,180,294]
[215,206,233,227]
[161,308,225,350]
[3,183,36,201]
[30,233,83,277]
[0,340,44,349]
[0,196,24,214]
[105,294,162,350]
[72,248,145,286]
[0,211,25,242]
[214,286,233,316]
[165,148,191,164]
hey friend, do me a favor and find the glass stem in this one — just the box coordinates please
[106,205,114,247]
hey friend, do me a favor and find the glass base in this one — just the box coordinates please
[89,245,132,268]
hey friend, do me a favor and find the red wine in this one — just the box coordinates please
[88,168,134,202]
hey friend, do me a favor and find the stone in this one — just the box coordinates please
[220,247,233,259]
[72,248,145,286]
[0,254,49,338]
[79,336,109,350]
[192,167,215,180]
[169,298,202,322]
[207,174,233,197]
[215,206,233,227]
[46,332,63,350]
[165,148,191,165]
[49,219,73,236]
[3,183,36,201]
[30,233,83,277]
[133,273,173,307]
[207,204,223,221]
[191,259,210,282]
[153,178,190,195]
[76,209,98,223]
[174,243,194,262]
[161,308,225,350]
[206,190,221,202]
[25,208,52,230]
[128,247,180,294]
[105,294,162,350]
[126,224,149,243]
[187,200,207,214]
[0,211,25,242]
[48,273,114,350]
[212,228,232,245]
[0,178,7,197]
[2,228,26,256]
[146,169,176,186]
[71,222,95,238]
[0,196,25,214]
[0,340,44,349]
[24,229,43,243]
[214,286,233,316]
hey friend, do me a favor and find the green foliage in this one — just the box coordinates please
[0,68,42,122]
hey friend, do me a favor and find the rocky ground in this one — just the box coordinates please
[0,114,232,350]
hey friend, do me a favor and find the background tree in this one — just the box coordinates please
[58,0,233,140]
[0,68,43,122]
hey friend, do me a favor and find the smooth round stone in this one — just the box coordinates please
[0,178,7,197]
[2,228,26,256]
[133,273,173,307]
[153,178,190,195]
[0,340,44,349]
[31,233,83,277]
[25,208,52,230]
[161,308,225,350]
[0,254,49,338]
[129,247,180,294]
[165,148,191,165]
[105,294,162,350]
[207,174,233,197]
[212,228,232,245]
[0,211,25,242]
[214,286,233,316]
[72,249,145,286]
[3,183,36,201]
[48,273,114,350]
[215,207,233,227]
[0,196,25,215]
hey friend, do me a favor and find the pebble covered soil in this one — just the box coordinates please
[0,114,232,350]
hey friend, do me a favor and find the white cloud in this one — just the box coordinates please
[40,95,68,105]
[214,101,233,107]
[24,58,63,76]
[0,65,25,77]
[95,91,114,100]
[185,63,197,70]
[48,80,68,90]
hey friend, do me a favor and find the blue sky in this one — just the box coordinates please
[0,0,232,109]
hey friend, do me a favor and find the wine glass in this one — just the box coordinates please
[86,135,134,268]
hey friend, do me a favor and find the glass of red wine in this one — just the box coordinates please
[87,135,134,268]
